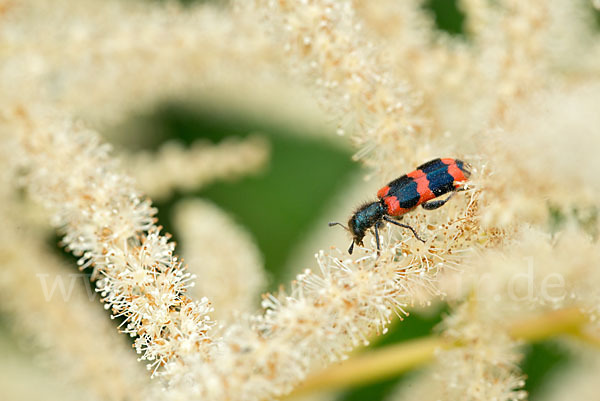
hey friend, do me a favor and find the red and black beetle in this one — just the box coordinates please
[330,158,471,254]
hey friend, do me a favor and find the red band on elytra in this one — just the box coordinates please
[385,196,410,216]
[414,175,435,204]
[377,185,390,198]
[447,163,466,183]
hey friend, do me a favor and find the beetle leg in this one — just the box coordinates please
[421,192,455,210]
[373,221,383,252]
[383,216,426,243]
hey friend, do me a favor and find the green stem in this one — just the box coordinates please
[508,307,588,341]
[288,307,593,397]
[290,336,446,397]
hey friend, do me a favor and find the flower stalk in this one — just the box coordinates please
[290,307,593,396]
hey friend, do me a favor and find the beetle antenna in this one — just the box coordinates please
[328,221,349,231]
[330,222,354,254]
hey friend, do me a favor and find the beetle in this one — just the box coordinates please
[329,158,471,254]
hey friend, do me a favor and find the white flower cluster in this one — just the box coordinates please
[16,110,215,376]
[161,244,444,400]
[3,0,600,400]
[435,303,527,401]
